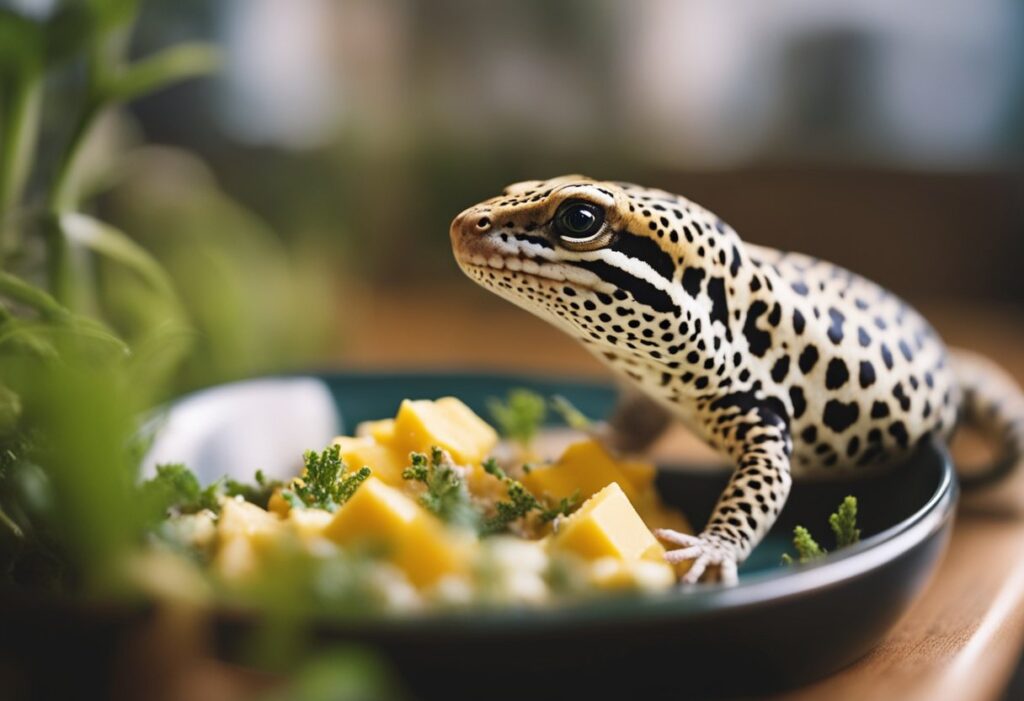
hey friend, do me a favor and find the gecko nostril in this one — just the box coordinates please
[475,216,491,231]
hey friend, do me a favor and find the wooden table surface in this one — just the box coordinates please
[337,286,1024,701]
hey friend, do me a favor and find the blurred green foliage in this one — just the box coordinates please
[0,0,329,593]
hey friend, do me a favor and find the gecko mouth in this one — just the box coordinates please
[458,252,611,295]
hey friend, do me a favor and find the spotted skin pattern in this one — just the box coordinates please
[450,175,1024,584]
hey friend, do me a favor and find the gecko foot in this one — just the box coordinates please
[654,529,739,586]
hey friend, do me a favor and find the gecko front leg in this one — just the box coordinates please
[657,402,793,585]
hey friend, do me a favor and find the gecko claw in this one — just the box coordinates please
[655,529,740,586]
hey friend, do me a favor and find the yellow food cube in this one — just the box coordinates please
[287,507,333,541]
[215,498,285,579]
[218,498,283,546]
[267,489,290,517]
[332,435,407,486]
[618,458,657,492]
[550,482,665,563]
[356,418,396,444]
[324,477,467,587]
[389,397,498,464]
[523,439,640,504]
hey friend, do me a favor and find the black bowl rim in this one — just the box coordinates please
[202,370,958,635]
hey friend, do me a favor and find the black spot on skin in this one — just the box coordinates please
[609,230,676,280]
[801,425,817,443]
[771,355,790,383]
[823,400,860,433]
[858,327,871,347]
[888,421,909,448]
[798,345,820,374]
[880,343,894,370]
[789,386,806,419]
[871,401,890,418]
[707,277,729,328]
[574,260,680,314]
[742,301,771,357]
[681,267,705,297]
[825,358,849,389]
[893,382,911,411]
[793,309,806,335]
[847,436,861,457]
[898,339,914,362]
[791,281,809,296]
[767,303,782,327]
[827,308,845,345]
[859,361,876,388]
[730,245,741,276]
[710,390,790,429]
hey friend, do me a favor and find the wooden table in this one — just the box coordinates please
[337,286,1024,701]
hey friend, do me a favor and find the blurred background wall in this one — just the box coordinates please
[100,0,1023,371]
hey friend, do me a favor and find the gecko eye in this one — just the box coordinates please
[553,200,608,249]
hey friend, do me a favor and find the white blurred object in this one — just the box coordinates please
[218,0,341,148]
[143,377,340,486]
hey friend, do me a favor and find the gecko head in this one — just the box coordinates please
[451,175,715,364]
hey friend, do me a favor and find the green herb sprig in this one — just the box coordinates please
[281,445,371,513]
[782,495,861,564]
[401,447,477,528]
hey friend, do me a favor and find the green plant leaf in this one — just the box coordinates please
[0,271,69,320]
[103,43,220,102]
[59,212,180,308]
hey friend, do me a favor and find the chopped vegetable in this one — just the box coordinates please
[538,491,581,524]
[482,479,541,535]
[139,464,220,521]
[782,526,826,564]
[224,469,284,510]
[480,457,580,534]
[782,495,860,564]
[487,389,547,446]
[281,445,371,513]
[401,447,477,528]
[830,495,860,547]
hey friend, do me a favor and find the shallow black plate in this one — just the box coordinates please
[150,371,956,700]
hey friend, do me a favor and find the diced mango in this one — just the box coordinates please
[549,482,665,563]
[215,498,285,579]
[267,489,290,517]
[389,397,498,464]
[332,435,407,486]
[218,498,284,546]
[356,418,396,444]
[324,477,467,587]
[523,439,640,504]
[287,507,333,541]
[618,458,657,492]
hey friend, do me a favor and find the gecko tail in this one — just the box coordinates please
[950,349,1024,490]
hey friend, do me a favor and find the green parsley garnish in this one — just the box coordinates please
[782,495,861,564]
[224,469,285,510]
[488,389,547,446]
[480,458,580,534]
[281,444,371,512]
[139,463,220,521]
[401,447,477,528]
